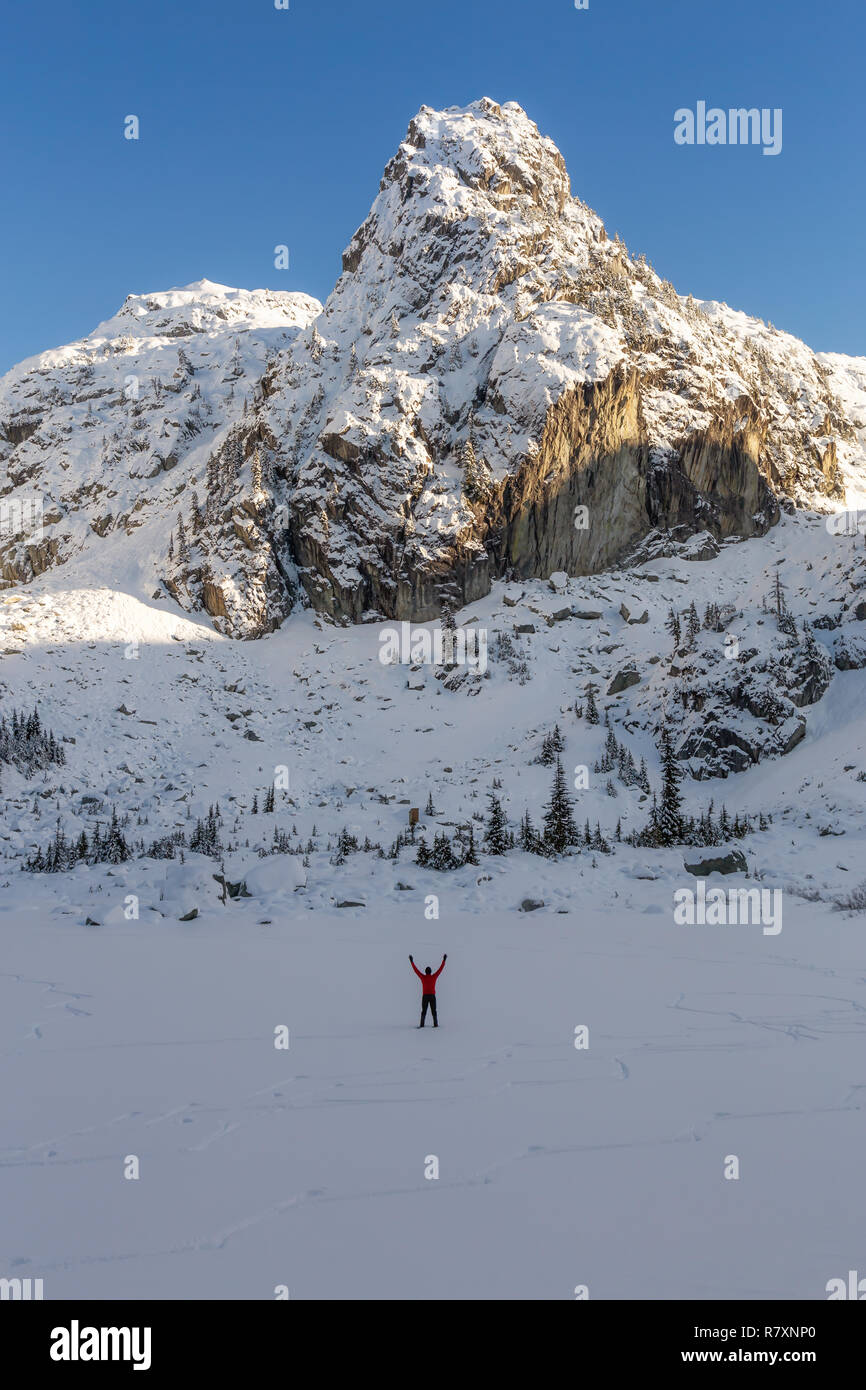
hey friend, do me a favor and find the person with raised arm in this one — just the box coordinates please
[409,953,447,1028]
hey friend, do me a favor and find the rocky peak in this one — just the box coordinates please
[261,100,865,627]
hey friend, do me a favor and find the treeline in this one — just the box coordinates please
[22,724,772,877]
[0,706,66,778]
[25,810,130,873]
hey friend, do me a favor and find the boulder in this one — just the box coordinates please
[684,850,748,876]
[607,668,640,695]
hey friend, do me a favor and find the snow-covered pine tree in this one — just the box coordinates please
[484,790,509,855]
[175,346,194,380]
[105,807,129,864]
[542,757,579,857]
[460,435,492,502]
[430,832,456,871]
[656,726,684,846]
[584,681,600,725]
[462,822,479,866]
[439,607,456,666]
[519,810,540,853]
[538,732,555,766]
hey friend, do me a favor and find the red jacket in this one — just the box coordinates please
[412,959,445,995]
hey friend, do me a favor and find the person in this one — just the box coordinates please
[409,953,446,1028]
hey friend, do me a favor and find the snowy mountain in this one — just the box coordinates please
[2,98,866,1305]
[0,280,321,631]
[266,97,866,624]
[3,100,866,640]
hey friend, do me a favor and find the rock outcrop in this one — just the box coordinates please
[261,99,854,623]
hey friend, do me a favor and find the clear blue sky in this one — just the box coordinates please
[1,0,863,373]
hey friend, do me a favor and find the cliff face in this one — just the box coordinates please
[1,101,864,636]
[285,368,779,622]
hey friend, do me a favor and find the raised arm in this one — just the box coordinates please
[409,955,423,980]
[433,953,447,979]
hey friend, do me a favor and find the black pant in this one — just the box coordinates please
[420,995,438,1026]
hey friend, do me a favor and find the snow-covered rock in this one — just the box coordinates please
[3,102,865,638]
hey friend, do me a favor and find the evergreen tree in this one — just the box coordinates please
[656,727,685,846]
[685,602,701,648]
[484,790,509,856]
[584,681,600,725]
[538,732,555,766]
[439,607,456,666]
[461,435,492,502]
[542,758,579,857]
[665,607,681,648]
[519,810,540,853]
[430,832,456,871]
[105,807,129,864]
[462,822,479,866]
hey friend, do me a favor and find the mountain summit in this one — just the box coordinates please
[1,100,864,634]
